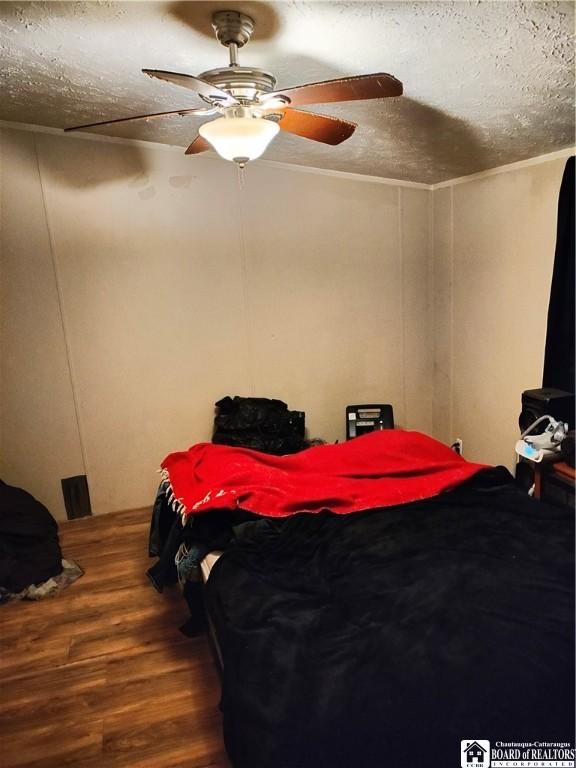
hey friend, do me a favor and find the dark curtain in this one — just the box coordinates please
[543,156,575,395]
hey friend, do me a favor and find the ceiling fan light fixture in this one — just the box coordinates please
[65,10,403,162]
[198,115,279,166]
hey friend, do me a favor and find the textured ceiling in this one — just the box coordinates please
[0,1,574,183]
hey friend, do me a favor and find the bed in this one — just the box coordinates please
[149,430,575,768]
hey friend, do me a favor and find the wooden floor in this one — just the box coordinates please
[0,508,231,768]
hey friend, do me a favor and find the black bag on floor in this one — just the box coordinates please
[0,481,62,594]
[212,396,305,455]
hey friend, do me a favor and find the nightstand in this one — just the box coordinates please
[535,461,575,509]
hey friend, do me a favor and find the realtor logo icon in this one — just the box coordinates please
[461,740,491,768]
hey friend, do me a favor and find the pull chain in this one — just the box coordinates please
[237,163,246,191]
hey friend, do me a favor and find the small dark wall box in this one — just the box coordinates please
[61,475,92,519]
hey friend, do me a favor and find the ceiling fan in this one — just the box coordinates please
[66,10,403,167]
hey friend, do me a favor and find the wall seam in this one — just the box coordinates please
[235,169,256,396]
[398,186,407,427]
[0,130,4,467]
[428,189,435,436]
[449,184,455,442]
[33,135,91,495]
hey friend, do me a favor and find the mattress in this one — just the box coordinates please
[200,550,222,583]
[203,471,576,768]
[200,550,225,673]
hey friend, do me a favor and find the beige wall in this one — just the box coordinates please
[0,130,85,519]
[432,157,570,470]
[2,124,568,520]
[1,127,433,519]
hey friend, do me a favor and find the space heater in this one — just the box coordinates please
[346,404,394,440]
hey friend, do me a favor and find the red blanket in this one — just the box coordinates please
[161,430,487,518]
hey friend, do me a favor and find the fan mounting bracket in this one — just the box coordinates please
[212,11,255,49]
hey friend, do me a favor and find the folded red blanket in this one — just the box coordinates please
[161,430,487,518]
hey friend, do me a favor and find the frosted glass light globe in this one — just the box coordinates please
[199,116,279,165]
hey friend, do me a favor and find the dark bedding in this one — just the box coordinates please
[205,468,575,768]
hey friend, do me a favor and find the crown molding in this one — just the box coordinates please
[432,147,575,189]
[0,119,432,190]
[252,157,432,189]
[1,119,573,190]
[0,119,187,154]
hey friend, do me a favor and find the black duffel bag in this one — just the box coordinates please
[0,480,63,593]
[212,396,305,455]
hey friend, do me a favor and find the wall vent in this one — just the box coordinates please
[61,475,92,520]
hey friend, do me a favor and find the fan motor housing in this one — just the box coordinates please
[198,66,277,103]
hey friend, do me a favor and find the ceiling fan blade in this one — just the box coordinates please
[142,69,238,106]
[65,106,216,132]
[268,108,356,145]
[267,73,403,107]
[185,135,212,155]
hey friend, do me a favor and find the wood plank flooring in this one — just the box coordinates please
[0,508,230,768]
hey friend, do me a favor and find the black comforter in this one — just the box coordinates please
[205,469,575,768]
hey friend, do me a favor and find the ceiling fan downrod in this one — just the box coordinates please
[198,11,276,106]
